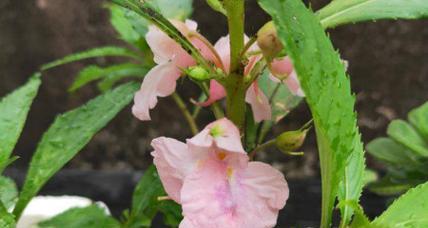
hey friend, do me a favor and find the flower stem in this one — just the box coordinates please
[224,0,245,73]
[171,92,199,135]
[249,139,276,160]
[224,0,246,129]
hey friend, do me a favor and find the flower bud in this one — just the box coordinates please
[257,21,283,61]
[275,129,308,153]
[186,66,211,81]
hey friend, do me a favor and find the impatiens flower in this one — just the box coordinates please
[132,20,213,121]
[151,118,289,228]
[269,57,305,97]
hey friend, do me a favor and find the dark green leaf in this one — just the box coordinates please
[13,82,139,218]
[0,176,18,210]
[38,205,120,228]
[408,101,428,139]
[372,181,428,227]
[258,0,365,226]
[69,63,147,92]
[41,47,143,71]
[368,175,414,196]
[125,165,182,228]
[387,120,428,157]
[0,74,41,173]
[317,0,428,28]
[0,206,15,228]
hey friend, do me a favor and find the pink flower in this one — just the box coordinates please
[200,36,272,122]
[151,118,289,228]
[132,20,213,120]
[269,57,304,97]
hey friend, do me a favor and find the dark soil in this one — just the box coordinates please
[1,0,427,178]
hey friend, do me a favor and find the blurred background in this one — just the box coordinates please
[0,0,427,225]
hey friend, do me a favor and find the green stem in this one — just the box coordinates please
[171,93,199,135]
[249,139,276,160]
[223,0,246,129]
[224,0,245,73]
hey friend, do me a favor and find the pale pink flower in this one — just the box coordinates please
[269,57,305,97]
[200,36,272,122]
[151,118,289,228]
[132,20,213,120]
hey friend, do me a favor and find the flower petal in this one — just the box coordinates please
[269,57,294,80]
[214,36,231,73]
[151,137,200,202]
[180,159,286,228]
[132,63,181,121]
[188,118,246,154]
[285,70,305,97]
[146,21,195,67]
[243,162,289,209]
[195,80,226,107]
[245,83,272,122]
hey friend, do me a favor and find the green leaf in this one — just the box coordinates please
[408,101,428,139]
[108,4,149,45]
[368,176,414,196]
[111,0,211,70]
[387,120,428,157]
[0,74,41,173]
[258,0,365,226]
[206,0,227,15]
[38,205,120,228]
[127,165,163,227]
[69,63,147,92]
[366,137,423,169]
[147,0,193,20]
[372,181,428,227]
[317,0,428,29]
[41,46,143,71]
[125,165,182,227]
[338,138,365,226]
[0,176,18,210]
[13,82,139,219]
[0,207,15,228]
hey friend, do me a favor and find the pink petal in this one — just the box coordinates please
[132,63,181,121]
[243,162,289,209]
[188,118,246,154]
[180,158,286,227]
[245,83,272,122]
[269,57,294,80]
[214,36,231,73]
[195,80,226,107]
[151,137,199,203]
[146,21,195,67]
[285,71,305,97]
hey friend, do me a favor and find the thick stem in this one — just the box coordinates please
[224,0,246,129]
[225,74,247,129]
[171,93,199,135]
[224,0,245,73]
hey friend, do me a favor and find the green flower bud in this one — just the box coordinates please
[186,66,211,81]
[257,21,283,61]
[275,129,308,153]
[206,0,227,15]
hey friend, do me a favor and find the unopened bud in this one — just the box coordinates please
[275,129,308,153]
[186,66,211,81]
[257,21,283,61]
